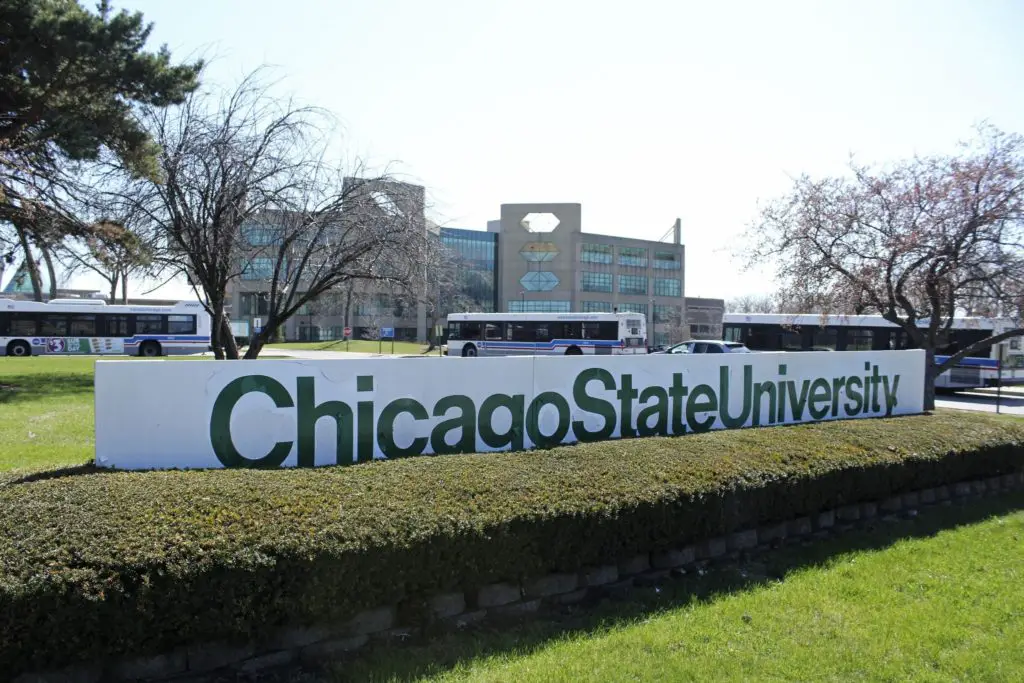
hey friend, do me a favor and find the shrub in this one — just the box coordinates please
[1,411,1022,675]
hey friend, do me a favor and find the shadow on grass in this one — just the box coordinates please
[0,462,102,488]
[0,372,94,405]
[284,491,1024,683]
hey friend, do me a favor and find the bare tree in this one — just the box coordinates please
[234,177,428,358]
[743,123,1024,408]
[122,69,430,359]
[725,293,777,314]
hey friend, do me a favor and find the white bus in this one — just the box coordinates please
[723,313,1024,389]
[445,311,648,357]
[0,298,212,358]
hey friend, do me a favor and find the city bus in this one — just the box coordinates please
[445,311,647,357]
[723,313,1024,389]
[0,298,212,357]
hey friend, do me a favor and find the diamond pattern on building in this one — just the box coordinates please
[520,212,560,232]
[520,242,559,262]
[520,271,560,291]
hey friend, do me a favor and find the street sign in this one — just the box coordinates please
[253,317,262,333]
[381,327,395,339]
[343,326,352,338]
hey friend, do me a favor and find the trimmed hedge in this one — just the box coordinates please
[1,411,1023,675]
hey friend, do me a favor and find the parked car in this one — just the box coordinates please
[658,340,752,354]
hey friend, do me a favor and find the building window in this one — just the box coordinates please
[618,275,648,295]
[580,271,613,293]
[654,251,681,270]
[580,243,613,264]
[241,257,275,280]
[653,277,681,297]
[617,303,647,317]
[242,223,283,246]
[508,300,571,313]
[582,301,612,312]
[653,304,681,324]
[439,228,498,313]
[619,246,648,267]
[239,292,271,317]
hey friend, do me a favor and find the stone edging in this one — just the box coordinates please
[17,471,1024,683]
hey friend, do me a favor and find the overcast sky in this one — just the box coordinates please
[51,0,1024,302]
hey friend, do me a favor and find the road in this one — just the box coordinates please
[935,387,1024,416]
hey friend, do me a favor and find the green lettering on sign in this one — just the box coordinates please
[210,375,294,468]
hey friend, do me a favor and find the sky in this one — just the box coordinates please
[44,0,1024,302]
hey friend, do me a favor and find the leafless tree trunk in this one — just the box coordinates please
[13,226,43,301]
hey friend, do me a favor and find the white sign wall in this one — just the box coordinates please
[94,350,926,470]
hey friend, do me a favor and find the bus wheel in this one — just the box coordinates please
[6,340,31,357]
[565,346,583,355]
[462,344,478,357]
[139,341,162,357]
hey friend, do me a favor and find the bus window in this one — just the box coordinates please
[69,314,97,336]
[583,322,618,340]
[845,330,872,351]
[449,322,481,340]
[484,323,503,341]
[0,312,7,335]
[812,328,838,351]
[10,313,37,336]
[781,330,803,351]
[168,315,196,335]
[535,323,552,343]
[106,315,131,337]
[507,322,534,342]
[40,315,68,336]
[135,315,165,335]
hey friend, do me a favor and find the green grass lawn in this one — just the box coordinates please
[266,339,429,354]
[0,356,214,471]
[329,493,1024,683]
[0,357,97,472]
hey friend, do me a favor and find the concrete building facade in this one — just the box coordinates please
[684,297,726,340]
[487,203,688,347]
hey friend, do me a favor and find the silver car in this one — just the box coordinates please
[663,340,752,354]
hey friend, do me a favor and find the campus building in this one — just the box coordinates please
[486,203,690,347]
[225,178,433,342]
[683,297,727,341]
[222,195,722,346]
